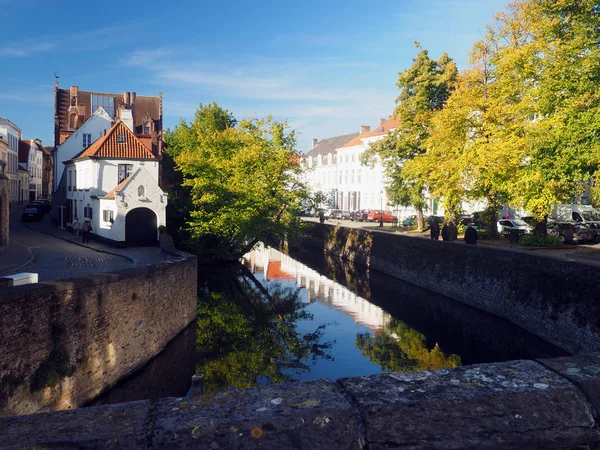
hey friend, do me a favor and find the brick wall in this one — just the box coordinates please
[0,255,197,417]
[308,223,600,355]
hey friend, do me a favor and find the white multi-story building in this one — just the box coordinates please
[0,118,22,201]
[18,139,44,202]
[61,119,167,245]
[302,118,402,213]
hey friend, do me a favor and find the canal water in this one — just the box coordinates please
[92,245,566,405]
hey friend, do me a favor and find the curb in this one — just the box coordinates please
[23,224,135,265]
[0,239,35,276]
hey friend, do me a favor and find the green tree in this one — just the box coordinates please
[166,103,308,261]
[363,43,458,229]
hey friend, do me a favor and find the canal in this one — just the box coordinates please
[90,245,566,406]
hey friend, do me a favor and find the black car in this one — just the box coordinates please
[351,210,368,222]
[22,206,42,222]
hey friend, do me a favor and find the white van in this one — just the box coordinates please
[550,204,600,223]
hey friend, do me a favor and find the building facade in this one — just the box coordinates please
[52,84,163,227]
[0,118,22,202]
[62,120,166,245]
[18,139,44,202]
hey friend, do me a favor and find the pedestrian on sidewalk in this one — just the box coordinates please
[464,223,478,245]
[72,218,81,240]
[446,220,458,242]
[81,218,92,243]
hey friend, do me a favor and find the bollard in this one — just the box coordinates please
[190,374,204,396]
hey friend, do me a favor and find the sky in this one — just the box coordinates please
[0,0,509,152]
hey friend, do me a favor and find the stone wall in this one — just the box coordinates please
[306,224,600,355]
[0,254,197,418]
[2,355,600,449]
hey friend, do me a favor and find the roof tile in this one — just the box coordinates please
[76,121,156,160]
[342,117,400,148]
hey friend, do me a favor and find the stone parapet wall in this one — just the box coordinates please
[0,254,197,418]
[308,224,600,355]
[2,356,600,449]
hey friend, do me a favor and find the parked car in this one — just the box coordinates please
[458,216,483,230]
[548,222,594,244]
[425,215,444,226]
[329,209,343,219]
[367,210,398,224]
[497,219,533,236]
[586,222,600,244]
[21,206,42,222]
[402,215,417,227]
[350,210,368,222]
[340,210,352,220]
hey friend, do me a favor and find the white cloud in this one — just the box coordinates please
[0,41,55,57]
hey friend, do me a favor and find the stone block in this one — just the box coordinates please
[150,379,362,449]
[0,400,150,449]
[339,360,600,449]
[538,354,600,418]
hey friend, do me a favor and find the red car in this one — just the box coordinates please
[367,210,398,224]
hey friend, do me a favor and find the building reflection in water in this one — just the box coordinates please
[243,244,389,333]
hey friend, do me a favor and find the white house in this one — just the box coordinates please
[301,131,360,208]
[18,139,44,201]
[0,118,22,201]
[63,120,167,245]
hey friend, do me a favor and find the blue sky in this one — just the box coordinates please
[0,0,508,152]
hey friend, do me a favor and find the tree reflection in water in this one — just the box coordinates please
[196,265,333,394]
[356,318,461,372]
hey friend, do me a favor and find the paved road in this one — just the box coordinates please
[5,206,132,282]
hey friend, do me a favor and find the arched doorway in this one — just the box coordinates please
[125,207,157,246]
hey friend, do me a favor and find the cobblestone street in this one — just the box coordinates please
[1,204,167,282]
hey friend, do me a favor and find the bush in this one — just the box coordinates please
[518,234,562,247]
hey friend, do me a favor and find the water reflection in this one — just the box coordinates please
[196,260,333,394]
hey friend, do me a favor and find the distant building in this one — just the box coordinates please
[18,139,44,202]
[0,118,22,202]
[42,146,52,200]
[52,83,163,229]
[61,120,167,245]
[301,118,400,212]
[17,164,28,204]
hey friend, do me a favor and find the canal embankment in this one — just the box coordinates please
[0,252,197,418]
[302,223,600,355]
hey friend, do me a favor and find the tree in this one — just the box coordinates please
[362,43,457,229]
[166,103,308,261]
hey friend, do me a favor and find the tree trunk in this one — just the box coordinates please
[534,215,548,236]
[416,207,424,230]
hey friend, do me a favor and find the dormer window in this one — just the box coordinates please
[143,122,151,134]
[117,135,126,144]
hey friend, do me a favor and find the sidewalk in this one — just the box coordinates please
[24,218,166,267]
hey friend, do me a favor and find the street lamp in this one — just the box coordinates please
[379,189,384,227]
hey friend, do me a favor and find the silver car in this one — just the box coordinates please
[497,219,533,236]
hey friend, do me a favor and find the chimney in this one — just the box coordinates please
[360,125,371,134]
[312,138,318,149]
[130,92,136,105]
[120,108,134,132]
[380,118,386,126]
[69,86,78,97]
[124,92,130,106]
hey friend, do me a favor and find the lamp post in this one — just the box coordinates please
[379,189,384,227]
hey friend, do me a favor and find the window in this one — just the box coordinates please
[84,205,93,220]
[117,135,126,144]
[103,210,114,223]
[143,122,151,134]
[138,185,145,198]
[73,170,77,190]
[83,134,92,148]
[118,164,133,183]
[91,94,115,117]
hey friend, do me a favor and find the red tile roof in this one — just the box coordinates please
[342,117,400,148]
[76,121,157,160]
[103,175,132,199]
